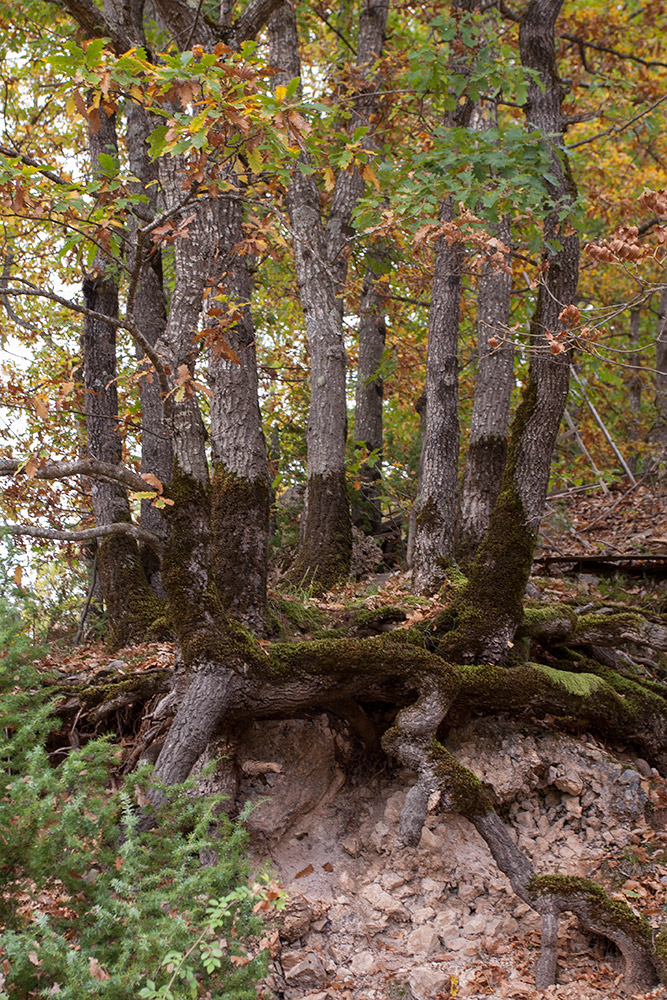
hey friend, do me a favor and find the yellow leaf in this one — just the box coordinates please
[323,167,335,191]
[361,163,380,191]
[13,566,22,588]
[275,85,287,102]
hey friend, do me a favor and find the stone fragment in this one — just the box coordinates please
[349,950,379,975]
[409,965,450,1000]
[284,952,327,988]
[277,895,315,943]
[407,926,441,956]
[555,771,583,796]
[381,871,405,891]
[361,884,410,921]
[341,834,361,857]
[419,826,441,850]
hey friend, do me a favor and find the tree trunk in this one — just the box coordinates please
[84,108,163,646]
[411,0,478,594]
[447,0,580,663]
[269,0,389,592]
[654,286,667,455]
[353,267,386,534]
[126,100,172,597]
[208,194,270,634]
[457,218,513,568]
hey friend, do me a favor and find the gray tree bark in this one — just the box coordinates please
[654,286,667,453]
[457,217,514,568]
[448,0,580,663]
[83,107,162,646]
[411,0,479,594]
[269,0,389,592]
[353,267,387,534]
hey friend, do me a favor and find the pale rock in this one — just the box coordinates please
[463,913,488,936]
[562,794,582,818]
[419,826,441,850]
[421,877,445,896]
[501,915,519,935]
[301,993,329,1000]
[362,884,410,921]
[384,790,406,824]
[284,952,327,988]
[432,911,459,939]
[555,771,583,796]
[407,926,441,956]
[409,965,450,1000]
[338,870,358,894]
[446,936,473,952]
[349,950,379,975]
[341,835,361,857]
[409,904,436,924]
[371,821,392,852]
[457,882,478,902]
[381,871,405,891]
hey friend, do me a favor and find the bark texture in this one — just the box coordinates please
[446,0,580,663]
[269,0,389,591]
[457,218,513,568]
[655,286,667,451]
[353,268,386,534]
[83,108,162,646]
[411,0,478,594]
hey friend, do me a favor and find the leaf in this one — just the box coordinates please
[32,395,49,419]
[230,954,250,967]
[88,956,110,981]
[361,163,381,191]
[294,864,313,879]
[141,472,164,494]
[23,456,39,479]
[28,951,40,967]
[13,566,23,588]
[323,167,335,191]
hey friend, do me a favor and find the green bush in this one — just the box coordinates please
[0,600,281,999]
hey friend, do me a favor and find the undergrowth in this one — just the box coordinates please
[0,599,281,999]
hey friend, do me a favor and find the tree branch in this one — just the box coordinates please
[231,0,285,47]
[1,283,171,401]
[3,522,164,556]
[561,31,667,71]
[0,458,151,493]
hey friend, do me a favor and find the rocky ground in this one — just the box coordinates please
[187,707,667,1000]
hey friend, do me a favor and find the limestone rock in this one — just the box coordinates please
[362,883,410,921]
[409,965,451,1000]
[407,926,441,956]
[284,951,327,988]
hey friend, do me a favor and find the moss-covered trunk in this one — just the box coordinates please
[288,469,352,592]
[444,0,580,662]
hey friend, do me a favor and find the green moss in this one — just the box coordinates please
[352,606,407,630]
[428,740,492,817]
[210,465,270,630]
[287,470,352,594]
[268,595,325,634]
[530,663,605,698]
[528,875,652,943]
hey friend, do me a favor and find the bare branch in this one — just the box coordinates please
[2,521,164,556]
[561,31,667,71]
[1,283,172,401]
[0,145,72,187]
[0,458,150,493]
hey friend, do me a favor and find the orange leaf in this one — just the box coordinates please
[141,472,164,494]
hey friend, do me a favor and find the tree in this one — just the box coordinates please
[2,0,667,992]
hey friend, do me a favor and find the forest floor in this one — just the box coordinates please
[30,476,667,1000]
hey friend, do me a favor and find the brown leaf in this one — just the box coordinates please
[295,864,313,879]
[89,956,110,981]
[140,472,164,494]
[28,951,41,967]
[24,455,39,479]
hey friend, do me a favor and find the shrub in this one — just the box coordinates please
[0,600,280,999]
